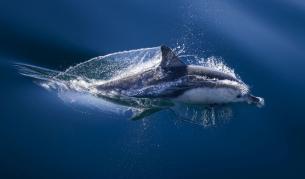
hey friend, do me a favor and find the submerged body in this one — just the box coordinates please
[97,46,264,107]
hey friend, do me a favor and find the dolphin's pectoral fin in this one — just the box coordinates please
[130,107,163,121]
[160,45,185,68]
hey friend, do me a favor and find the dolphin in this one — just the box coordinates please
[96,45,264,108]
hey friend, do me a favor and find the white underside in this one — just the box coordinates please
[174,88,239,104]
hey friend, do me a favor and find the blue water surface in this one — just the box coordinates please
[1,0,305,178]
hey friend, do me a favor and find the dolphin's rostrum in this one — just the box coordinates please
[96,45,264,107]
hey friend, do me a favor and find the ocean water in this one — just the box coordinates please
[1,0,305,178]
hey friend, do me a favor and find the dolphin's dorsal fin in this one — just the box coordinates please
[160,45,185,68]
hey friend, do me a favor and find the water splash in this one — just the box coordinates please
[56,47,161,81]
[182,54,238,79]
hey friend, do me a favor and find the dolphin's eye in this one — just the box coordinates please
[236,94,242,98]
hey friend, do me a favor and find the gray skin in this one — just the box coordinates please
[96,45,262,106]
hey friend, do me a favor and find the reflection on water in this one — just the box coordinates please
[170,104,232,127]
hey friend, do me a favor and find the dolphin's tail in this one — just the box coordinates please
[15,63,61,81]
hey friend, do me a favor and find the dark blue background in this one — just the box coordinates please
[1,0,305,178]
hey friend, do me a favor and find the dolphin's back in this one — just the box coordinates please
[96,67,185,91]
[187,65,239,82]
